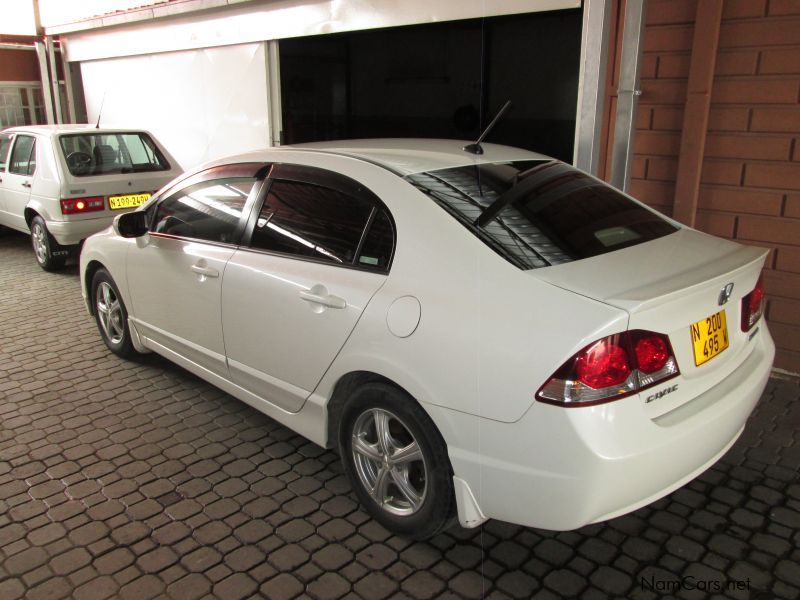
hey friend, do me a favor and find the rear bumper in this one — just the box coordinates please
[47,216,114,246]
[436,326,775,530]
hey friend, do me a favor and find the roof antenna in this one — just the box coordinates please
[95,92,106,129]
[463,100,512,155]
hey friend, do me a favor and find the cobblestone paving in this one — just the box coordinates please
[1,230,799,599]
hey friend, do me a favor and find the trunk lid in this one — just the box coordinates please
[533,228,769,418]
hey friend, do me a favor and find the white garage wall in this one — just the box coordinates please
[57,0,580,61]
[79,42,271,170]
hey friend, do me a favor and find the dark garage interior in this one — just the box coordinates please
[280,9,583,162]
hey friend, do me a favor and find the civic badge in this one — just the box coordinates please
[718,282,734,306]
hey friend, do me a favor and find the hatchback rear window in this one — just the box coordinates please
[406,160,678,269]
[59,132,169,177]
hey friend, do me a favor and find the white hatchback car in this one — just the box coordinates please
[79,139,774,538]
[0,125,181,270]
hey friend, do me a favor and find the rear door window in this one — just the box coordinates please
[8,135,36,176]
[251,179,371,265]
[247,165,395,271]
[407,160,677,269]
[357,209,394,269]
[59,132,170,176]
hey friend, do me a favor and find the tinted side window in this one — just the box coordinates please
[152,177,255,244]
[357,210,394,269]
[9,135,36,176]
[251,179,373,265]
[0,134,12,171]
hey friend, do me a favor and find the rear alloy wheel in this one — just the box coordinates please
[30,215,66,271]
[340,383,455,539]
[92,269,136,358]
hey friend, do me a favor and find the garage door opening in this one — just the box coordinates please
[279,8,582,162]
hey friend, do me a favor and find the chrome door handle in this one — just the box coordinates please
[190,264,219,278]
[21,181,31,188]
[299,290,347,309]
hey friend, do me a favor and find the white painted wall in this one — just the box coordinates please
[2,0,37,35]
[39,0,167,29]
[80,42,271,170]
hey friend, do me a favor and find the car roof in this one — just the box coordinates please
[1,124,153,138]
[228,138,552,176]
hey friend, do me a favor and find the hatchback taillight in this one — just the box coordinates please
[60,197,105,215]
[536,330,680,407]
[741,275,765,332]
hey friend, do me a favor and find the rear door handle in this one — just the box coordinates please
[190,264,219,278]
[299,289,347,309]
[21,181,31,188]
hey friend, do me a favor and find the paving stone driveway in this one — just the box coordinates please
[0,230,799,600]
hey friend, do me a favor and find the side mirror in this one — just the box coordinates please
[114,211,149,238]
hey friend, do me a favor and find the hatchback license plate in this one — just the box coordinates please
[690,310,729,366]
[109,193,151,210]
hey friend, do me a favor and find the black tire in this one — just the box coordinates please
[91,268,136,358]
[339,383,455,539]
[30,215,66,271]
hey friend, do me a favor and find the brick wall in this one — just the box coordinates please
[0,48,40,82]
[628,0,800,373]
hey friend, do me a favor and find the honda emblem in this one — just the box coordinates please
[718,283,734,306]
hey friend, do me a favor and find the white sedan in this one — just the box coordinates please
[0,125,181,270]
[79,139,774,539]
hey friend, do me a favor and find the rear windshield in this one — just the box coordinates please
[406,160,678,269]
[59,132,170,177]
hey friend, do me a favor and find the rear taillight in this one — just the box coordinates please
[741,275,765,332]
[536,330,680,407]
[60,197,105,215]
[575,338,630,388]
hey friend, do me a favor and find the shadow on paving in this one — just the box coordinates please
[1,231,798,599]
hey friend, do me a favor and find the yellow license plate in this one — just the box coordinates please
[690,310,729,366]
[108,193,151,210]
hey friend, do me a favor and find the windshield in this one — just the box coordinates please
[406,160,678,270]
[59,132,170,177]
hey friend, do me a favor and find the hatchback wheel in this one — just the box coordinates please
[30,216,66,271]
[340,383,455,539]
[92,269,136,358]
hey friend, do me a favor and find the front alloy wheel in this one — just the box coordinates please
[96,281,125,345]
[91,268,136,358]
